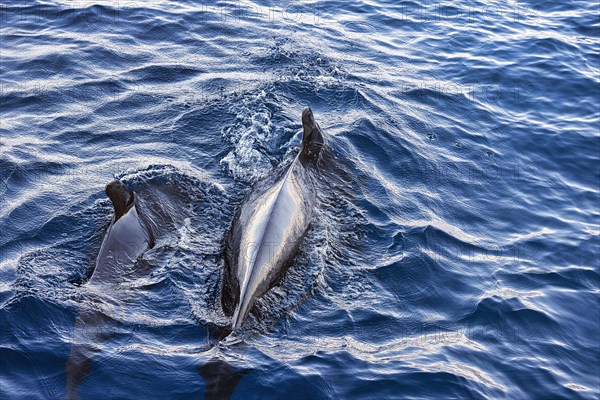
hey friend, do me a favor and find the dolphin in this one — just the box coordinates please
[221,107,325,332]
[64,180,158,399]
[90,180,155,284]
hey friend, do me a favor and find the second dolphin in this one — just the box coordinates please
[221,107,325,332]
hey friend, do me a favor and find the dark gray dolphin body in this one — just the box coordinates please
[221,108,325,332]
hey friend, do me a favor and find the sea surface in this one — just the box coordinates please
[1,1,599,399]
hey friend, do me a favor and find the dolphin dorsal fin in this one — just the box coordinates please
[300,107,324,164]
[105,180,134,222]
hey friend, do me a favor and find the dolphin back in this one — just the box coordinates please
[91,200,151,283]
[222,108,325,332]
[91,180,155,284]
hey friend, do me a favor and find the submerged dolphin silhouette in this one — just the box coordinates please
[221,107,325,332]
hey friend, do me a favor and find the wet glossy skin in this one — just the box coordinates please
[223,108,324,332]
[65,190,153,399]
[91,203,151,284]
[229,157,314,330]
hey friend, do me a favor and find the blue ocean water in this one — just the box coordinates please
[1,0,599,398]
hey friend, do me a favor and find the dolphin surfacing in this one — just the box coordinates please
[91,180,154,283]
[64,180,156,399]
[222,107,325,332]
